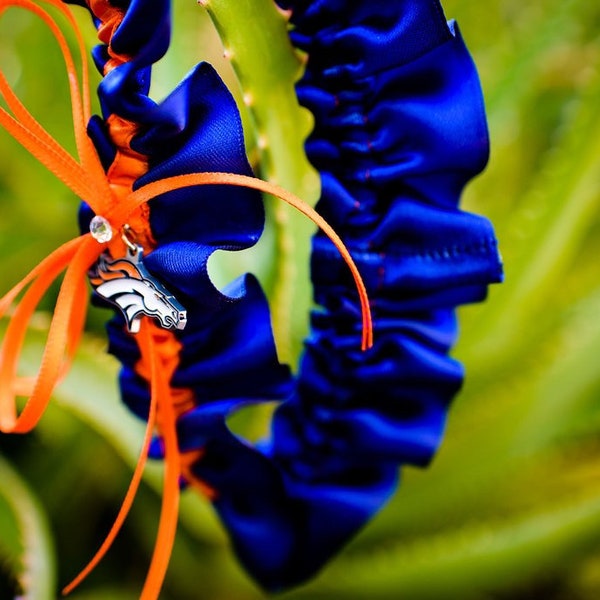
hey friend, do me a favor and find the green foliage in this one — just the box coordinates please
[2,0,600,598]
[201,0,318,365]
[0,454,55,599]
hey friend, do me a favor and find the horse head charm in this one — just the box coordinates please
[89,245,187,333]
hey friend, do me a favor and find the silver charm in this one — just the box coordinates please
[89,245,187,333]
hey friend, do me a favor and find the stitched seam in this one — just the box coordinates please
[317,236,499,263]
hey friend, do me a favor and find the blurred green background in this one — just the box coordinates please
[2,0,600,598]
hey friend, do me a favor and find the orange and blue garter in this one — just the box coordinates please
[0,0,502,594]
[79,0,502,591]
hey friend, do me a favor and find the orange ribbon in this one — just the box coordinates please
[0,1,374,598]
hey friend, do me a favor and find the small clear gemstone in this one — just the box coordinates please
[89,215,113,243]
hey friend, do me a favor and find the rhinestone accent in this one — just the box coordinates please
[89,215,113,243]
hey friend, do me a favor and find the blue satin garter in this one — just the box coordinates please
[74,0,502,590]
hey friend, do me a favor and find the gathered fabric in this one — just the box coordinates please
[0,0,501,597]
[229,0,503,588]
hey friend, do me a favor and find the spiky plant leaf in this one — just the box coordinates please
[0,455,56,599]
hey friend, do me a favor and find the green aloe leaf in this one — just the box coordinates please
[283,487,600,600]
[0,455,56,600]
[197,0,317,364]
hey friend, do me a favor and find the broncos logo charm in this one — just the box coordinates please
[89,245,187,333]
